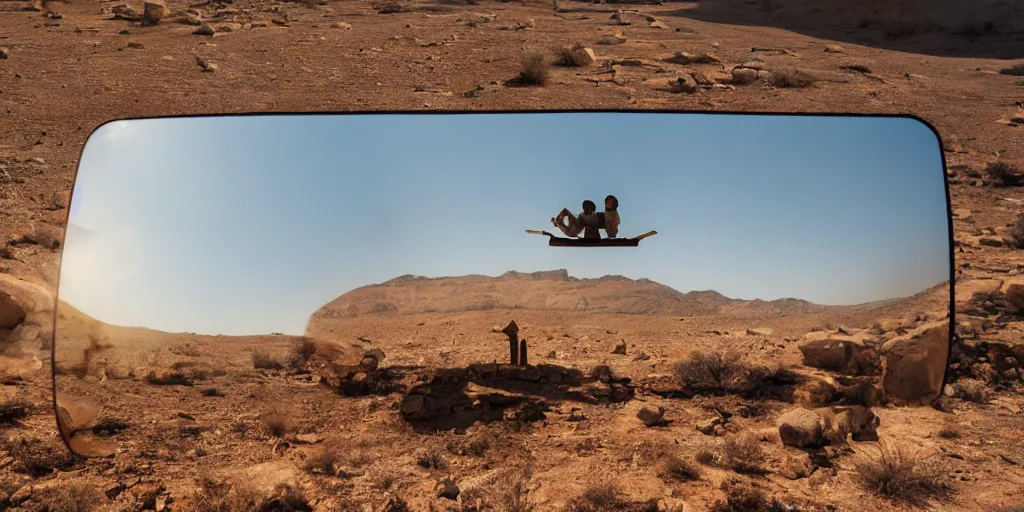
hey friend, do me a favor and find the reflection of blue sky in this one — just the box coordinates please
[60,114,950,335]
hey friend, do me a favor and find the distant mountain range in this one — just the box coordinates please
[308,269,949,323]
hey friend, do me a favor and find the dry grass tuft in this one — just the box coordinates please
[289,338,317,371]
[564,482,630,512]
[0,396,30,423]
[3,437,76,476]
[696,448,720,466]
[253,348,283,370]
[1009,213,1024,249]
[512,52,548,86]
[191,476,311,512]
[200,387,225,397]
[496,462,537,512]
[937,427,961,439]
[303,442,344,476]
[658,454,702,482]
[710,478,773,512]
[33,482,103,512]
[417,449,447,470]
[853,442,952,505]
[770,68,818,88]
[263,408,290,438]
[952,378,992,403]
[986,161,1023,187]
[722,434,768,475]
[841,64,872,74]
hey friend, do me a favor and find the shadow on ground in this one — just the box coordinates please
[654,0,1024,59]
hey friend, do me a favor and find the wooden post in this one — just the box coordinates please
[502,320,520,366]
[519,339,528,366]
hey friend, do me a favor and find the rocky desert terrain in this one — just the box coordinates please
[2,0,1024,509]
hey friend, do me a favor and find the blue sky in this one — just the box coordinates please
[60,114,950,335]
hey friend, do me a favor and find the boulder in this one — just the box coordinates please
[636,405,665,427]
[0,275,53,329]
[142,0,167,25]
[799,336,879,376]
[731,67,759,85]
[780,451,816,479]
[776,408,824,448]
[611,341,627,355]
[1001,276,1024,310]
[880,321,949,405]
[194,22,215,35]
[400,394,429,420]
[793,376,837,408]
[570,46,596,66]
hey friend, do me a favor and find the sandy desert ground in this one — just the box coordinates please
[2,0,1024,509]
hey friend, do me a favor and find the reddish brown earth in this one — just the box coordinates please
[1,0,1024,509]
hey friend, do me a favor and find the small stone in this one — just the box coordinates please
[636,405,665,427]
[11,486,31,503]
[127,42,144,49]
[980,236,1004,247]
[668,75,698,93]
[777,408,824,448]
[611,341,627,355]
[294,433,322,444]
[195,55,217,72]
[194,22,215,35]
[781,452,816,479]
[105,483,126,499]
[436,476,459,500]
[0,48,9,59]
[332,21,352,29]
[824,44,845,53]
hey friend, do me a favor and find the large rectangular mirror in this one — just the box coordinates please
[52,113,951,510]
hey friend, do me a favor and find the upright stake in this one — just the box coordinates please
[519,339,528,366]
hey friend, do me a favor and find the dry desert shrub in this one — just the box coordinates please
[710,478,775,512]
[722,434,768,475]
[563,482,630,512]
[770,68,818,88]
[840,64,872,74]
[33,482,104,512]
[955,19,997,38]
[853,442,952,505]
[952,378,992,403]
[304,443,343,476]
[514,52,548,86]
[169,343,200,357]
[0,396,30,423]
[191,476,305,512]
[495,463,536,512]
[289,338,317,370]
[3,437,76,476]
[987,161,1023,187]
[658,454,702,482]
[937,426,961,439]
[674,350,794,398]
[696,448,720,466]
[417,448,448,470]
[1010,213,1024,249]
[252,348,283,370]
[263,408,290,438]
